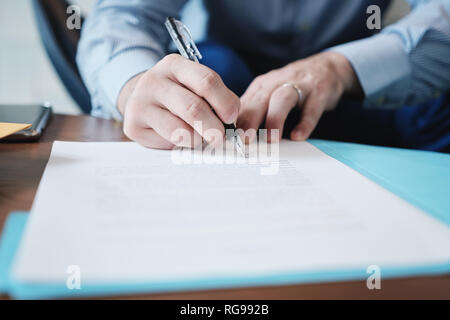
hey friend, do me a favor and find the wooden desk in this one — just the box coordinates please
[0,114,448,299]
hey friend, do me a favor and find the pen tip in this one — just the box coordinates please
[234,136,247,158]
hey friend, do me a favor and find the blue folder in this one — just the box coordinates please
[1,140,449,299]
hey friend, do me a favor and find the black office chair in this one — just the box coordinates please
[32,0,92,114]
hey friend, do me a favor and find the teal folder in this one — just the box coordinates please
[1,140,449,299]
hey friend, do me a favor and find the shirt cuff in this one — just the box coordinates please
[97,48,160,119]
[330,34,412,109]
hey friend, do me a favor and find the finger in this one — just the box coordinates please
[265,85,302,143]
[237,76,280,144]
[153,79,225,147]
[141,103,203,148]
[290,94,325,141]
[160,54,240,124]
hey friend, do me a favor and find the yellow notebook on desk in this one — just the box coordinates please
[0,104,52,141]
[0,122,31,139]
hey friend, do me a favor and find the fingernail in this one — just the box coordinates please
[228,110,238,124]
[292,130,303,141]
[172,135,182,145]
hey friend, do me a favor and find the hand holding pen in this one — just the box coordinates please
[116,18,243,154]
[165,17,245,156]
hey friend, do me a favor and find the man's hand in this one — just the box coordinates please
[237,51,362,143]
[118,54,240,149]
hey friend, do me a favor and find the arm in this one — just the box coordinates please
[76,0,188,119]
[330,0,450,109]
[76,0,240,149]
[237,0,450,143]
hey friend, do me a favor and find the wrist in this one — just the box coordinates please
[325,51,363,98]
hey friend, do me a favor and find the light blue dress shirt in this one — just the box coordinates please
[76,0,450,120]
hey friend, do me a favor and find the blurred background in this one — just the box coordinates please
[0,0,410,115]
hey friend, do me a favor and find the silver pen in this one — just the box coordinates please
[165,17,246,158]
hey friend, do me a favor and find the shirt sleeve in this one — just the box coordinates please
[76,0,188,120]
[330,0,450,109]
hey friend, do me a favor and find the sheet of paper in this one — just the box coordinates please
[0,122,31,139]
[12,141,450,284]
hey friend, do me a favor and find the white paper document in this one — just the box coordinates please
[12,141,450,285]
